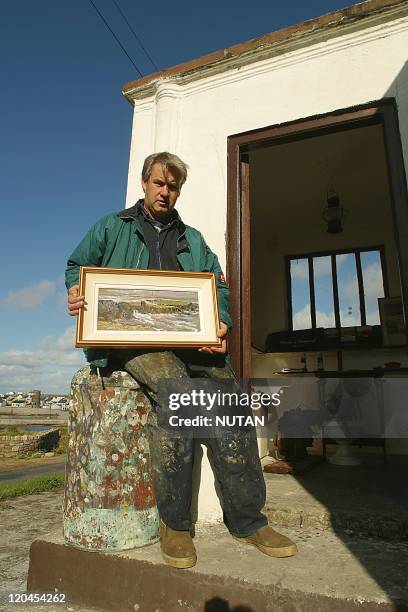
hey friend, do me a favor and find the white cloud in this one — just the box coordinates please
[290,260,309,281]
[58,291,68,305]
[315,310,336,328]
[293,304,311,330]
[313,257,331,277]
[339,309,361,327]
[291,253,350,282]
[0,327,86,393]
[336,254,349,266]
[0,280,56,309]
[293,262,383,330]
[362,262,384,300]
[293,302,362,329]
[38,327,76,352]
[342,281,360,323]
[336,260,383,304]
[343,278,359,301]
[339,262,383,325]
[293,304,337,330]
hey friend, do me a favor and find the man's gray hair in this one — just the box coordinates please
[142,152,188,189]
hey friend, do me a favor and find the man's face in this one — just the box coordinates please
[142,163,180,221]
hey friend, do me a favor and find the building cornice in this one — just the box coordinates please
[122,0,408,103]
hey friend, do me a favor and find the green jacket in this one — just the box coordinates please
[65,202,232,366]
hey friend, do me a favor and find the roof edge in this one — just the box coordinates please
[122,0,408,100]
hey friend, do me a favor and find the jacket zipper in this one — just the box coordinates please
[156,235,162,270]
[177,229,186,245]
[135,243,144,268]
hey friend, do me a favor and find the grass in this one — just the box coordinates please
[16,451,45,460]
[0,474,64,501]
[149,299,195,307]
[55,426,68,454]
[0,428,27,437]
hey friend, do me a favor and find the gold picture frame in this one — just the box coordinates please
[76,267,222,349]
[378,296,407,347]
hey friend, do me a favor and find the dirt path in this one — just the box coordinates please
[0,456,66,484]
[0,455,66,472]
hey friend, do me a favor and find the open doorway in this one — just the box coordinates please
[226,98,408,609]
[250,123,398,367]
[227,99,408,380]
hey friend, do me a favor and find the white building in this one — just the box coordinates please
[122,0,408,452]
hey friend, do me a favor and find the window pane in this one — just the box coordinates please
[290,259,311,330]
[337,253,361,326]
[361,250,384,325]
[313,256,335,328]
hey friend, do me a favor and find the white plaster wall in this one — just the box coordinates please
[125,16,408,273]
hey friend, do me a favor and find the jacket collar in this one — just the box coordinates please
[117,200,141,221]
[117,199,186,235]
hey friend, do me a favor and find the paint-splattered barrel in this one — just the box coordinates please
[63,366,159,552]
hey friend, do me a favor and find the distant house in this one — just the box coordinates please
[44,397,69,411]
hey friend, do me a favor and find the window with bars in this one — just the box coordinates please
[287,247,387,331]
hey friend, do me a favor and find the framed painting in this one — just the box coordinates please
[75,267,222,348]
[378,296,407,347]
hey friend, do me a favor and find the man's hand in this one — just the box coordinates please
[198,322,228,355]
[67,284,86,316]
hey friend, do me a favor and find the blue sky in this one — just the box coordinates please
[290,251,384,330]
[0,0,353,393]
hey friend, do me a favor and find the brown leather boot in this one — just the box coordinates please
[160,520,197,569]
[233,525,298,558]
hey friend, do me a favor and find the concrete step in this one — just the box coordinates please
[27,525,408,612]
[263,461,408,540]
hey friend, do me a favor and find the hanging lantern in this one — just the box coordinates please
[322,190,347,234]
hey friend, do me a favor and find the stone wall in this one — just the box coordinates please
[0,427,60,458]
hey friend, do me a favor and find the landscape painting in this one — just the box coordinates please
[96,287,201,333]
